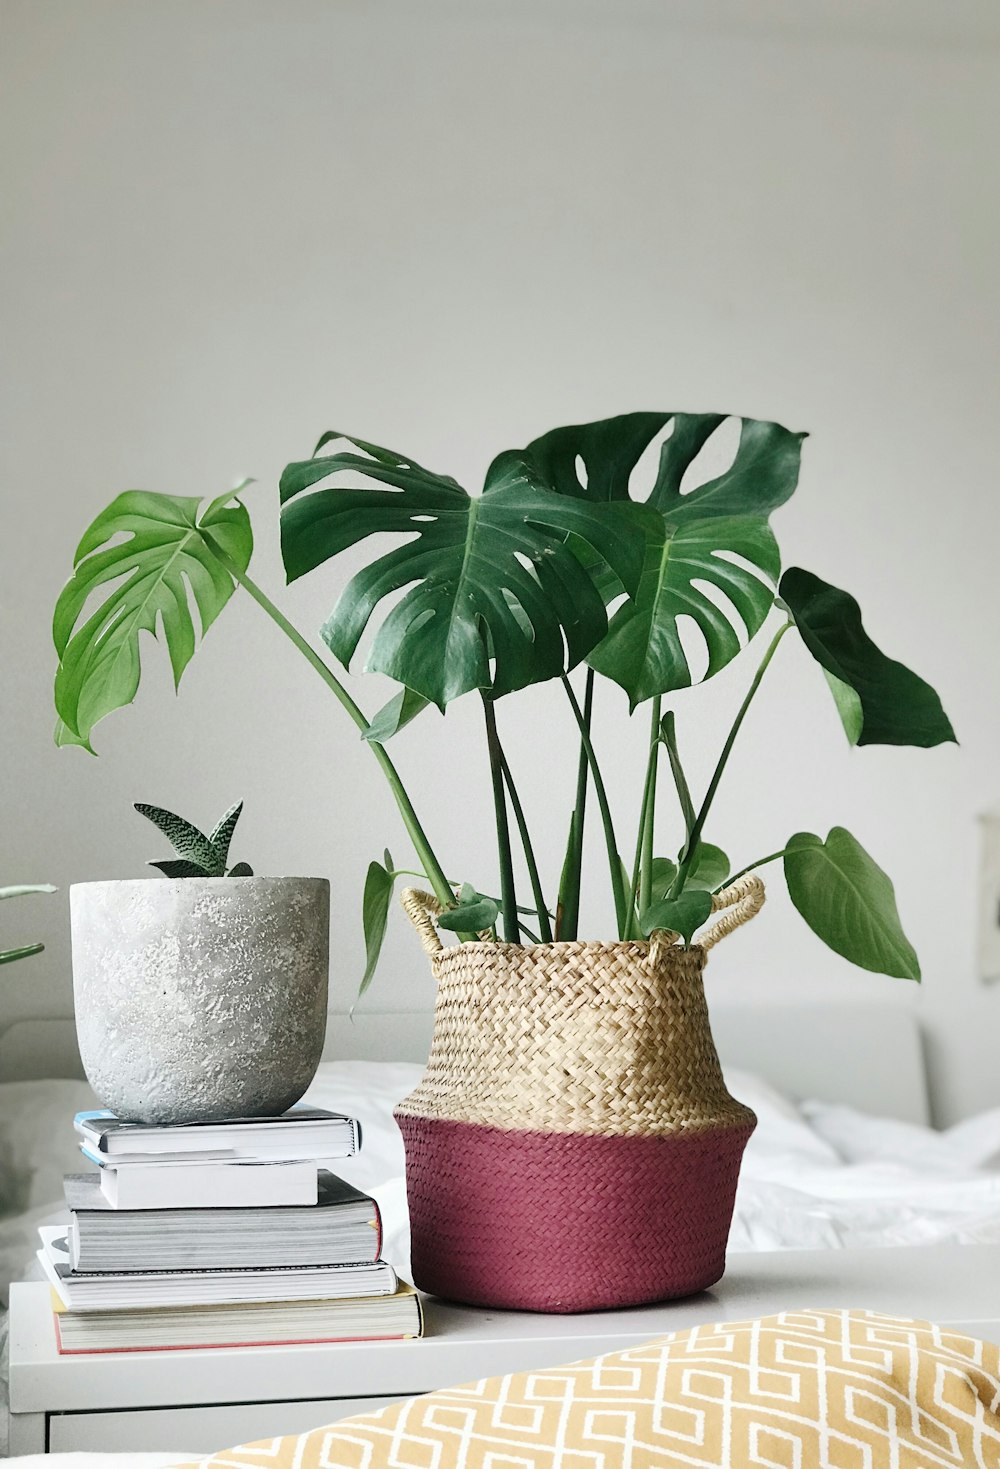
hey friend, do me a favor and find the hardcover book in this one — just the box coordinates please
[38,1228,397,1311]
[73,1105,360,1162]
[64,1171,381,1272]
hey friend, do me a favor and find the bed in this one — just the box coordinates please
[5,1001,1000,1465]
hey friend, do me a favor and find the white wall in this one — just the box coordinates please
[3,0,999,1124]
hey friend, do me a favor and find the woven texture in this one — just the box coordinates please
[398,1116,754,1311]
[394,919,759,1309]
[170,1310,1000,1469]
[396,936,754,1137]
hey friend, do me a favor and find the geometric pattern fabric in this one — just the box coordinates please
[171,1310,1000,1469]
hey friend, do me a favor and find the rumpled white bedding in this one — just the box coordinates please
[6,1060,1000,1466]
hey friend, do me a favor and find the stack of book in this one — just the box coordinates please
[37,1106,422,1354]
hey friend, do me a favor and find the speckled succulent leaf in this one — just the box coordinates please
[148,859,212,879]
[509,413,805,704]
[227,862,254,877]
[52,491,252,749]
[779,568,956,748]
[134,804,222,873]
[279,433,646,706]
[209,801,244,868]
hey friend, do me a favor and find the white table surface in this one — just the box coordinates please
[11,1242,1000,1416]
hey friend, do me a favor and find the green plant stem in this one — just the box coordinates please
[716,846,795,893]
[213,550,459,923]
[557,670,594,940]
[561,674,629,937]
[498,748,553,943]
[0,943,44,965]
[626,697,661,939]
[482,699,520,943]
[661,710,696,840]
[670,619,793,899]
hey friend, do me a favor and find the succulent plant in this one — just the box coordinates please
[136,800,253,878]
[1,884,56,965]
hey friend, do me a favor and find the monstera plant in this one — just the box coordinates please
[53,412,954,988]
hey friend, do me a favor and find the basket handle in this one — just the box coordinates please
[699,873,766,951]
[400,887,445,956]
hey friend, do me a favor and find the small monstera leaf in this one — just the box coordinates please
[783,828,920,980]
[779,568,955,749]
[639,889,713,945]
[53,489,253,751]
[279,434,647,708]
[509,412,805,706]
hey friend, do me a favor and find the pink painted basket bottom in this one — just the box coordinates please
[395,1112,756,1314]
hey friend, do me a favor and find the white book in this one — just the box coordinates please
[38,1228,398,1312]
[83,1147,321,1210]
[74,1105,360,1163]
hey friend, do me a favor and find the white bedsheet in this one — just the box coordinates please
[7,1059,1000,1465]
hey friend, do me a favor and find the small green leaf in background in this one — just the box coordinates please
[0,886,57,901]
[149,859,212,879]
[783,827,920,980]
[647,857,678,901]
[53,491,253,751]
[685,842,730,891]
[227,862,254,877]
[640,889,713,945]
[0,944,45,966]
[135,804,222,874]
[362,688,431,743]
[359,859,394,996]
[780,568,956,748]
[437,889,499,933]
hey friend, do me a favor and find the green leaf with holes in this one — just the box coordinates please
[279,434,647,708]
[783,827,920,979]
[53,490,252,750]
[510,412,805,706]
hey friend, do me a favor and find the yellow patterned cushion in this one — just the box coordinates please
[172,1309,1000,1468]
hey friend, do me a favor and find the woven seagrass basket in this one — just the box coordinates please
[394,875,766,1313]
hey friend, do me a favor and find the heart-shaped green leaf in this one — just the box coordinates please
[512,413,805,705]
[437,892,499,932]
[279,434,647,708]
[360,859,394,996]
[647,857,678,901]
[640,888,714,945]
[362,687,431,743]
[53,491,252,750]
[783,827,920,979]
[780,568,955,748]
[685,842,730,891]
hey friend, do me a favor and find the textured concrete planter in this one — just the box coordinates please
[71,877,330,1124]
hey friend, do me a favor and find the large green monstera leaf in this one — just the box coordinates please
[53,490,252,750]
[279,434,647,708]
[504,412,805,706]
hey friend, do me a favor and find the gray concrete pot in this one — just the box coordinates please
[71,877,330,1124]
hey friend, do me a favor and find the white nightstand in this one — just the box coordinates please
[10,1244,1000,1456]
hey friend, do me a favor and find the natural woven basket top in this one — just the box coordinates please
[396,929,755,1138]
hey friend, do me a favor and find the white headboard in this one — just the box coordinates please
[2,1002,929,1126]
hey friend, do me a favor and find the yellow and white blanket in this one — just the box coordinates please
[173,1309,1000,1468]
